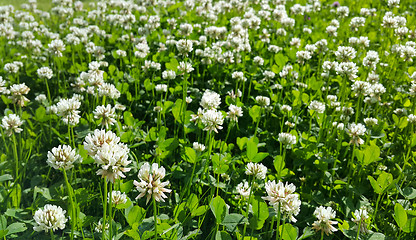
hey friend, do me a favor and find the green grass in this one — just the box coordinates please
[0,0,95,10]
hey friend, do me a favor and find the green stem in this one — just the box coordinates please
[50,229,55,240]
[356,218,362,240]
[153,197,158,240]
[63,169,75,240]
[102,178,108,240]
[275,203,281,240]
[371,193,382,231]
[12,133,19,181]
[109,182,113,239]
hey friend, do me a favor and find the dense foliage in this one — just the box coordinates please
[0,0,416,239]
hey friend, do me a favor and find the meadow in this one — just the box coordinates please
[0,0,415,239]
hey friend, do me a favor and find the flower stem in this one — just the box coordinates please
[12,133,19,181]
[63,169,75,240]
[153,197,158,240]
[50,229,55,240]
[109,182,113,239]
[102,178,108,240]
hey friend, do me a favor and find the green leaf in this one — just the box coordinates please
[186,194,199,212]
[210,196,228,224]
[368,172,393,194]
[215,231,232,240]
[127,205,145,226]
[35,106,48,122]
[236,137,248,150]
[0,174,13,183]
[249,196,269,230]
[246,139,258,161]
[362,144,380,166]
[159,138,179,151]
[252,152,269,163]
[123,111,135,126]
[183,147,197,163]
[401,187,416,200]
[274,155,285,177]
[212,154,229,175]
[368,175,381,194]
[249,105,261,123]
[121,180,134,193]
[192,205,208,217]
[394,203,408,229]
[403,216,416,233]
[280,223,298,240]
[221,213,248,232]
[5,222,26,236]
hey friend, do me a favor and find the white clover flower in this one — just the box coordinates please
[245,162,267,180]
[346,123,367,146]
[236,181,251,199]
[335,46,356,62]
[253,56,264,65]
[256,96,270,107]
[162,70,176,80]
[408,114,416,124]
[312,206,338,236]
[200,90,221,110]
[364,117,378,126]
[47,145,80,170]
[97,83,120,99]
[178,61,194,74]
[352,208,370,234]
[48,39,66,57]
[33,204,67,232]
[109,191,128,205]
[9,83,30,107]
[155,84,168,93]
[176,39,193,56]
[263,180,301,223]
[93,142,131,183]
[351,81,371,96]
[83,129,120,156]
[93,104,117,129]
[94,220,109,233]
[53,96,81,126]
[201,109,224,133]
[227,104,243,122]
[133,162,171,204]
[193,142,206,152]
[232,71,246,82]
[1,114,23,137]
[278,133,297,149]
[309,100,325,114]
[37,67,53,79]
[335,62,359,80]
[281,105,292,113]
[296,50,312,64]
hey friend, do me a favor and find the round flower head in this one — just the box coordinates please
[193,142,206,152]
[47,145,81,170]
[201,109,224,133]
[236,180,251,199]
[352,208,370,234]
[200,90,221,110]
[109,191,128,205]
[1,114,23,137]
[278,133,297,149]
[245,162,267,180]
[133,162,171,204]
[93,142,131,183]
[83,129,120,156]
[312,206,338,236]
[33,204,67,232]
[309,100,325,114]
[9,83,30,107]
[93,104,117,129]
[227,104,243,122]
[346,123,366,146]
[256,96,270,107]
[37,67,53,79]
[262,180,301,222]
